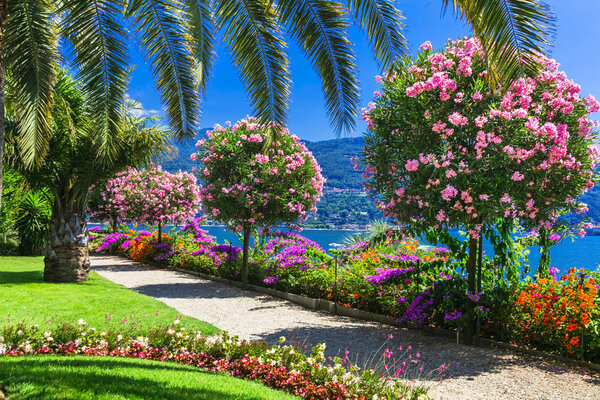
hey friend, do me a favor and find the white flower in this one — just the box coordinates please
[117,335,123,341]
[78,319,86,326]
[17,330,24,336]
[75,339,82,346]
[173,319,180,325]
[167,329,175,335]
[44,331,52,338]
[100,332,106,337]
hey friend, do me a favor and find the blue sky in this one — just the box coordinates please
[127,0,600,142]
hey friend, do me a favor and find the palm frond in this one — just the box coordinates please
[5,0,58,168]
[277,0,359,134]
[215,0,291,124]
[346,0,407,68]
[182,0,217,96]
[125,0,201,140]
[61,0,129,160]
[444,0,556,87]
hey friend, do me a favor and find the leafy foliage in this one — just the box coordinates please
[15,191,51,254]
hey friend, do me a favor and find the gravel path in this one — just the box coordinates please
[92,255,600,400]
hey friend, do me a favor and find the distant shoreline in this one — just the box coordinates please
[88,221,369,232]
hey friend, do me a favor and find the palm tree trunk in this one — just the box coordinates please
[44,196,90,282]
[0,0,8,218]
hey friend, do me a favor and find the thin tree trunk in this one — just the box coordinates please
[157,221,162,244]
[0,0,8,218]
[242,226,250,288]
[44,196,90,283]
[463,235,479,345]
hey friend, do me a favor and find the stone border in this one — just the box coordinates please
[98,256,600,373]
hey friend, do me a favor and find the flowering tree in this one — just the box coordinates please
[89,178,127,233]
[194,118,325,286]
[93,165,201,243]
[358,38,599,341]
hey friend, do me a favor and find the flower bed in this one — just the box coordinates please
[0,320,440,400]
[91,227,600,362]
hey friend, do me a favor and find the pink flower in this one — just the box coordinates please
[448,112,468,126]
[441,185,458,201]
[405,160,419,172]
[511,171,524,181]
[190,153,197,161]
[500,193,511,203]
[419,41,433,51]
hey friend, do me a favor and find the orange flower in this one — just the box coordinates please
[566,323,578,332]
[570,336,580,347]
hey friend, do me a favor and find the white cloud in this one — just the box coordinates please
[125,93,161,118]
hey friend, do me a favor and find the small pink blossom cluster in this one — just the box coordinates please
[95,164,201,228]
[193,117,325,231]
[359,37,600,238]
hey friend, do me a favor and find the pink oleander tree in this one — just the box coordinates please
[193,118,325,286]
[358,37,600,342]
[89,178,128,233]
[94,165,201,244]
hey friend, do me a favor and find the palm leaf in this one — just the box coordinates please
[346,0,407,68]
[215,0,291,124]
[277,0,359,134]
[125,0,201,140]
[444,0,556,87]
[4,0,58,167]
[61,0,130,160]
[182,0,217,95]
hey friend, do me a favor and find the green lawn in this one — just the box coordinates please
[0,256,219,335]
[0,355,299,400]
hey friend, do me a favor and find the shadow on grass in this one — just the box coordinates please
[0,356,285,400]
[0,270,43,284]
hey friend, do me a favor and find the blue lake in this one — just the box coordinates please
[102,224,600,275]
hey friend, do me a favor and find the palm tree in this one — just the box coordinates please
[0,0,555,217]
[5,71,172,282]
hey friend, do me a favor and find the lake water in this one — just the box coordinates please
[102,224,600,275]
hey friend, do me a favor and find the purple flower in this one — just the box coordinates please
[548,266,560,281]
[139,230,152,236]
[121,240,131,249]
[366,267,415,284]
[467,291,481,303]
[263,276,279,284]
[548,233,561,242]
[89,226,101,232]
[444,310,463,321]
[211,244,241,261]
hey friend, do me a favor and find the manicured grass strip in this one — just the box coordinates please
[0,355,300,400]
[0,257,219,335]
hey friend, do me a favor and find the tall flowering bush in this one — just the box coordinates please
[358,37,600,340]
[193,118,325,285]
[92,165,201,243]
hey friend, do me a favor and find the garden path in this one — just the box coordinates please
[92,255,600,400]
